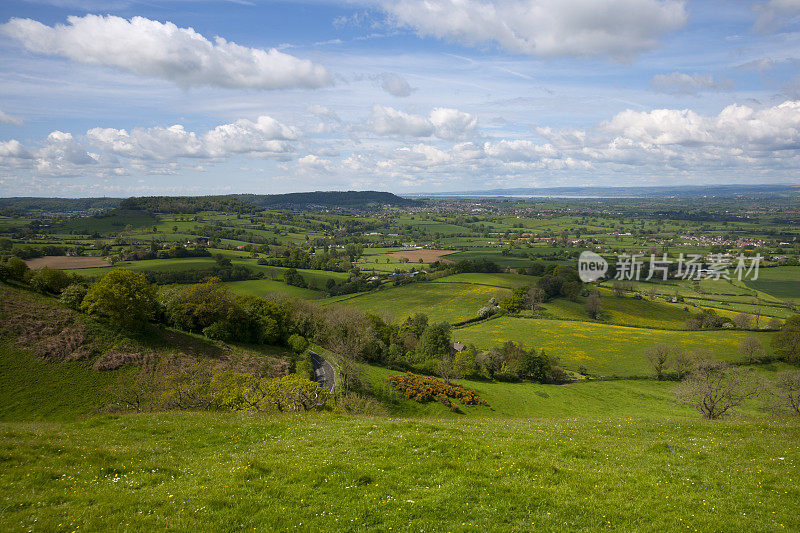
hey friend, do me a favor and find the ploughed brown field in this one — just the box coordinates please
[25,256,110,269]
[387,249,459,263]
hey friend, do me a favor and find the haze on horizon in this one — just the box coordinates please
[0,0,799,197]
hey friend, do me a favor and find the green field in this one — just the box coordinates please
[432,272,538,289]
[1,413,798,532]
[745,266,800,300]
[454,317,777,376]
[224,279,320,299]
[322,281,511,324]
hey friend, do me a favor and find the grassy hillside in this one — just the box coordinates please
[0,284,291,421]
[1,413,798,532]
[0,341,125,421]
[454,317,777,376]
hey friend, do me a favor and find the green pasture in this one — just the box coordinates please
[321,281,511,324]
[432,272,538,289]
[224,279,320,299]
[454,317,777,376]
[1,413,798,532]
[745,266,800,300]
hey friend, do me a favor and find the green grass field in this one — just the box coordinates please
[454,318,777,376]
[1,413,798,532]
[224,279,320,299]
[364,364,714,419]
[321,281,511,324]
[745,266,800,300]
[432,272,537,289]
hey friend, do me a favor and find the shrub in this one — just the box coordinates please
[59,283,88,310]
[94,345,145,371]
[29,267,71,294]
[386,372,489,408]
[287,334,309,354]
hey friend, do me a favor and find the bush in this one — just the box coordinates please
[287,334,309,354]
[386,372,489,408]
[29,267,71,294]
[59,283,88,310]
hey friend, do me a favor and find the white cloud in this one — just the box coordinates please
[0,140,31,159]
[86,115,298,161]
[369,105,435,137]
[203,116,298,157]
[753,0,800,32]
[0,15,332,90]
[600,101,800,150]
[650,72,734,95]
[0,109,23,126]
[369,105,477,139]
[430,108,478,140]
[378,0,687,59]
[379,73,413,97]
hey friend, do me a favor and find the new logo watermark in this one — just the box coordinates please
[578,251,608,282]
[577,252,761,282]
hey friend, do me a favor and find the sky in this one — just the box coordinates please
[0,0,799,197]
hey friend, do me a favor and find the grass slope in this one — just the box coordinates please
[0,413,797,531]
[0,341,124,422]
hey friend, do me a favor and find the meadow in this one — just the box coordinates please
[745,266,800,300]
[453,317,777,376]
[321,282,511,324]
[1,413,798,532]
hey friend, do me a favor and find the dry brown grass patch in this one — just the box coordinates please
[25,256,110,269]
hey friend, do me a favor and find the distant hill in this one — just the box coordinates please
[119,195,257,214]
[0,197,121,214]
[0,191,419,215]
[236,191,420,209]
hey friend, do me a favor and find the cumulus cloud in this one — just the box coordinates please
[0,109,23,126]
[379,73,413,97]
[0,139,32,159]
[650,72,734,95]
[378,0,686,60]
[0,114,302,177]
[600,101,800,150]
[0,15,332,90]
[369,105,477,139]
[369,105,435,137]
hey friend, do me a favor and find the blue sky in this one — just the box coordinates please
[0,0,799,197]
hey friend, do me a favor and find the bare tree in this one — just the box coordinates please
[766,318,783,330]
[647,286,658,301]
[436,353,458,383]
[526,287,545,315]
[669,349,702,380]
[753,297,763,328]
[732,313,754,330]
[612,281,625,298]
[738,337,766,363]
[107,357,160,412]
[645,343,673,380]
[673,360,761,419]
[768,370,800,416]
[585,292,602,319]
